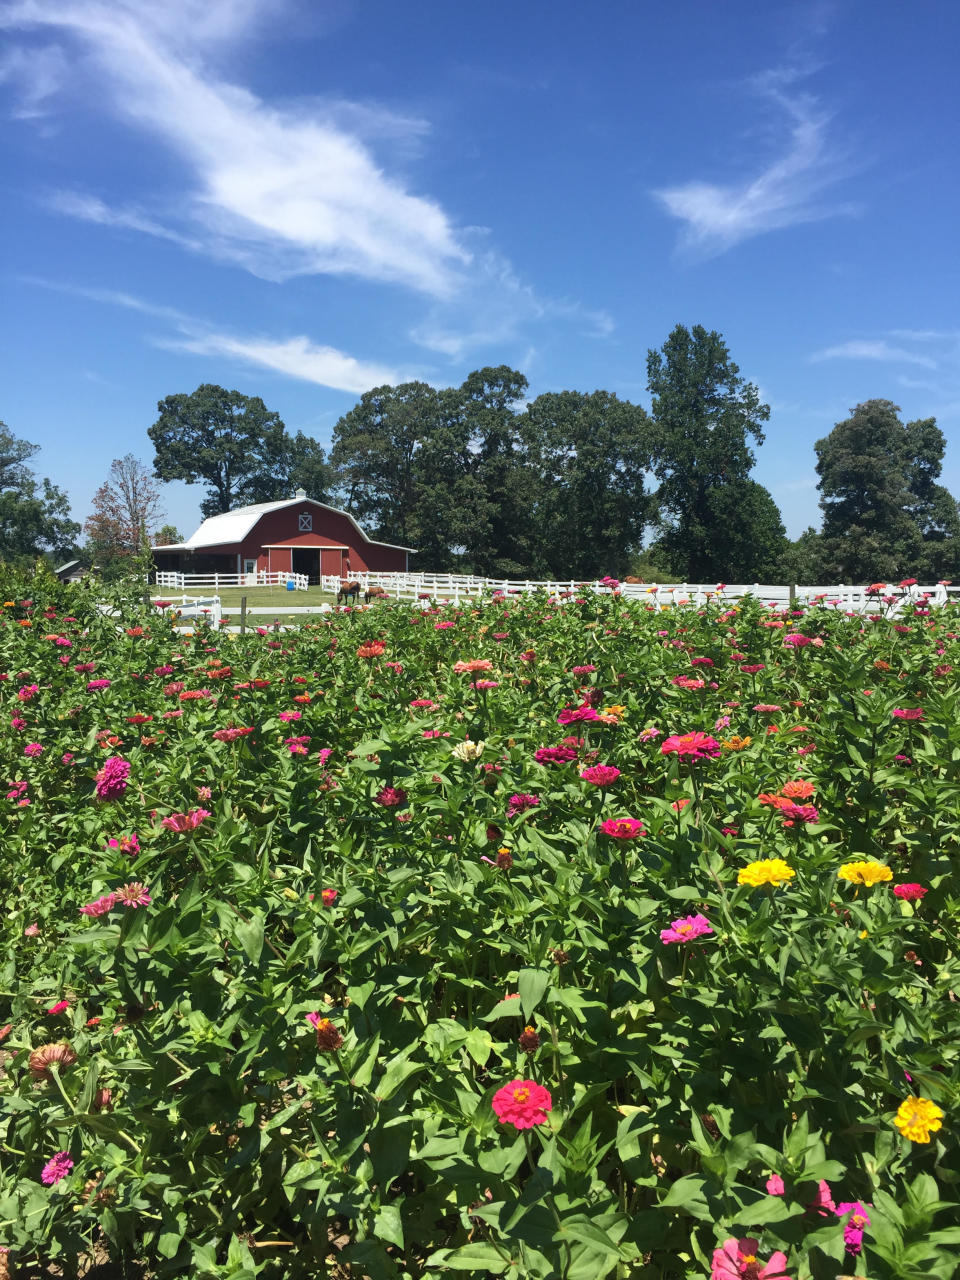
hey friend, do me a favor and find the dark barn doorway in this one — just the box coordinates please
[291,548,321,584]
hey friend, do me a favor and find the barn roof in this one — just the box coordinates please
[153,495,416,553]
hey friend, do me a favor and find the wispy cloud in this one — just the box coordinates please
[654,65,855,256]
[811,340,939,370]
[0,41,68,118]
[24,277,400,393]
[1,0,469,295]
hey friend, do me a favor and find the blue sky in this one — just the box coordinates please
[2,0,959,542]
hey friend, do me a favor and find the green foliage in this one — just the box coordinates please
[149,385,290,518]
[0,421,80,567]
[646,325,775,580]
[0,574,958,1276]
[815,400,960,583]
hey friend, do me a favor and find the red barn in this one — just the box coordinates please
[153,490,413,583]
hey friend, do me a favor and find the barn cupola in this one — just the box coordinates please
[294,487,307,499]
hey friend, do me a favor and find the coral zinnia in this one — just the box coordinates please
[491,1078,552,1130]
[738,859,795,889]
[894,1096,944,1143]
[838,861,893,887]
[29,1042,77,1080]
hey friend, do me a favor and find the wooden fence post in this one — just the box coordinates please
[240,595,247,635]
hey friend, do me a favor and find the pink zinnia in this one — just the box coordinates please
[40,1151,74,1186]
[893,882,927,901]
[86,678,111,691]
[780,802,819,825]
[783,633,813,647]
[115,882,151,908]
[661,732,720,760]
[95,756,130,800]
[278,710,302,722]
[24,742,43,757]
[660,913,713,944]
[599,817,645,840]
[534,745,579,764]
[766,1175,785,1196]
[161,808,210,832]
[892,707,924,720]
[557,705,600,726]
[320,888,338,906]
[80,893,117,917]
[506,792,540,818]
[580,764,621,786]
[491,1078,552,1130]
[711,1239,790,1279]
[47,999,70,1015]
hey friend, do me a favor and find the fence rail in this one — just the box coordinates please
[323,572,954,613]
[155,571,308,592]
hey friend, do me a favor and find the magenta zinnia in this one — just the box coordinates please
[40,1151,74,1186]
[711,1238,791,1280]
[599,817,645,840]
[660,913,713,944]
[95,756,130,800]
[491,1078,552,1130]
[660,731,720,760]
[580,764,621,786]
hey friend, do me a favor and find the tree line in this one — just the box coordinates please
[2,323,958,583]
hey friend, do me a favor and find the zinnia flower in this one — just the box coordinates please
[779,779,815,799]
[599,817,645,839]
[836,1201,871,1254]
[41,1151,74,1186]
[893,1096,944,1143]
[94,756,130,801]
[356,640,386,659]
[534,745,579,764]
[893,882,927,901]
[506,792,540,818]
[892,707,924,720]
[375,786,407,808]
[307,1012,344,1051]
[780,802,819,825]
[557,705,600,725]
[661,732,720,760]
[711,1238,790,1279]
[838,861,893,887]
[29,1042,77,1080]
[79,893,117,917]
[580,764,620,786]
[660,914,713,944]
[451,658,492,673]
[161,808,210,832]
[491,1078,553,1130]
[320,888,338,906]
[115,882,151,908]
[765,1175,785,1196]
[738,859,795,889]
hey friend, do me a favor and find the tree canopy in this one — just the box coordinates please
[814,400,960,581]
[0,421,80,566]
[646,324,773,580]
[84,454,164,569]
[149,385,289,518]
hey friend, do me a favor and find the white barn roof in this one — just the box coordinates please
[153,495,415,553]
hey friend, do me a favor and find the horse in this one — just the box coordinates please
[336,581,361,605]
[364,585,389,603]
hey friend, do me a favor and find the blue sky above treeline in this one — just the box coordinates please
[1,0,958,539]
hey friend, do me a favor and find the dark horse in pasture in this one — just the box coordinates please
[337,581,361,605]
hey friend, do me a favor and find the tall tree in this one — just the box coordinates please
[646,324,772,580]
[330,381,440,547]
[814,400,959,581]
[149,385,288,517]
[84,454,165,563]
[0,421,80,565]
[154,523,184,547]
[519,390,653,578]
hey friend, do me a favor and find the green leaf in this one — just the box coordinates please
[518,968,551,1020]
[465,1026,494,1066]
[234,911,264,964]
[427,1243,510,1272]
[374,1203,404,1249]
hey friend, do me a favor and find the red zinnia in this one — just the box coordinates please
[599,817,645,839]
[491,1078,552,1130]
[893,883,927,901]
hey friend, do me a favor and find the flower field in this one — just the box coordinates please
[1,574,959,1279]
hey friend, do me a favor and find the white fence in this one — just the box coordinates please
[321,572,955,612]
[155,570,308,592]
[149,594,223,625]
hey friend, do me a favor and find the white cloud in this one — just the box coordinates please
[157,332,399,395]
[23,276,400,393]
[654,66,854,255]
[810,340,938,370]
[0,41,68,117]
[1,0,469,295]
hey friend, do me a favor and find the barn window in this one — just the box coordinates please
[298,511,312,531]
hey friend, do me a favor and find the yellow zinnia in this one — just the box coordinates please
[722,735,752,751]
[894,1097,944,1143]
[838,861,893,887]
[737,858,795,888]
